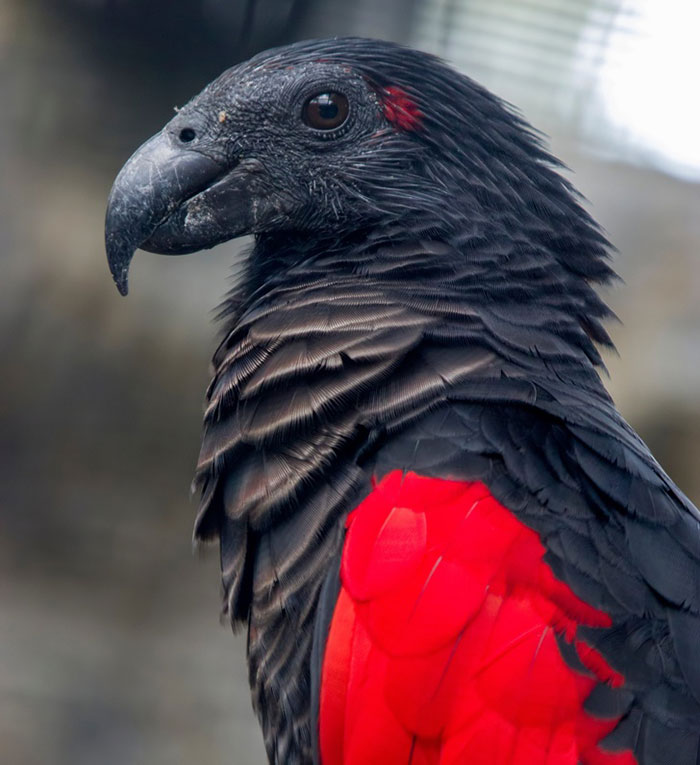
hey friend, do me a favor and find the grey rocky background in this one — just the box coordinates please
[2,1,699,763]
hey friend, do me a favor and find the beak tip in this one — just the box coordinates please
[115,275,130,297]
[105,226,134,297]
[106,249,132,297]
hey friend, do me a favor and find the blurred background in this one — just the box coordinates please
[2,0,699,762]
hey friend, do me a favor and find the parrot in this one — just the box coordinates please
[104,37,700,765]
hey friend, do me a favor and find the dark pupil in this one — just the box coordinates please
[304,92,348,130]
[317,97,338,121]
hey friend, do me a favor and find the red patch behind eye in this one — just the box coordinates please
[382,85,422,131]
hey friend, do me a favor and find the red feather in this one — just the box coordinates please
[319,471,636,764]
[382,86,423,131]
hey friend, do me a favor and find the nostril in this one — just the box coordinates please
[179,127,196,143]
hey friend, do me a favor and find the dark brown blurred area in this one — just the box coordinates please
[2,1,699,763]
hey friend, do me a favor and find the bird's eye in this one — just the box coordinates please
[179,128,196,143]
[302,92,349,131]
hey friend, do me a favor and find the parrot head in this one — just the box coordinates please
[106,37,612,300]
[106,38,428,294]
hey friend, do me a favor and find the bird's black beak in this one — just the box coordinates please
[104,131,224,296]
[105,130,254,296]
